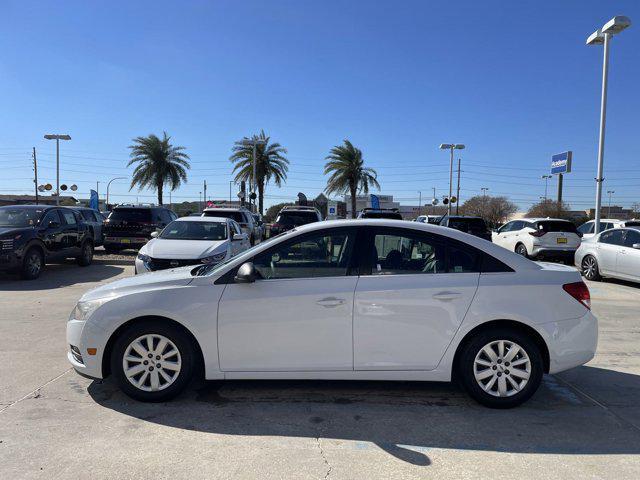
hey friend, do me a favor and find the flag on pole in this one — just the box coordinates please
[370,194,380,210]
[89,189,99,210]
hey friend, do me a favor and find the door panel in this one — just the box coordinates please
[617,231,640,280]
[597,230,624,274]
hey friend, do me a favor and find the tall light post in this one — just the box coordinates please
[106,177,127,209]
[541,175,552,200]
[44,134,71,205]
[439,143,465,214]
[586,15,631,234]
[607,190,615,217]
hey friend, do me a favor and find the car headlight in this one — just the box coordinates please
[137,252,151,263]
[201,252,227,264]
[70,298,109,321]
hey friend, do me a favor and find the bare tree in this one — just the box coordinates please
[460,195,518,228]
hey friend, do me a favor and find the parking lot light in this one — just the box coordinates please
[44,134,71,206]
[440,143,465,214]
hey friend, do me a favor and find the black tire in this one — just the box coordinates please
[458,327,544,408]
[581,254,601,281]
[21,247,44,280]
[77,241,94,266]
[104,245,121,254]
[111,320,196,402]
[249,235,255,246]
[515,243,529,258]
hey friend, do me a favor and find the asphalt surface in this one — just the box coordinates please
[1,255,639,479]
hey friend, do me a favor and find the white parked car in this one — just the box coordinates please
[201,206,260,245]
[135,216,250,274]
[492,218,581,262]
[577,218,640,239]
[575,226,640,283]
[68,219,597,408]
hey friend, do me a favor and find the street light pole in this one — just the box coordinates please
[418,191,421,217]
[44,134,71,205]
[439,143,465,214]
[587,16,631,234]
[541,175,552,200]
[106,177,127,209]
[607,190,615,217]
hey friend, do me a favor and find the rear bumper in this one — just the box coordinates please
[531,247,577,260]
[541,311,598,374]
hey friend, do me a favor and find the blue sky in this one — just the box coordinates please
[1,0,638,212]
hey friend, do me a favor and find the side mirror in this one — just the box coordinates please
[150,231,159,238]
[234,262,256,283]
[48,221,60,228]
[232,233,244,241]
[633,243,640,250]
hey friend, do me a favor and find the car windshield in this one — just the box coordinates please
[535,221,577,233]
[160,221,227,240]
[276,211,318,225]
[0,207,43,227]
[108,208,152,223]
[203,210,245,223]
[448,218,487,232]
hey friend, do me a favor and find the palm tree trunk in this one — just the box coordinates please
[157,182,163,206]
[350,182,357,219]
[258,181,265,215]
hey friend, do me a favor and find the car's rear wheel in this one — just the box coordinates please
[111,321,195,402]
[515,243,528,258]
[458,328,543,408]
[77,241,94,266]
[21,247,44,280]
[581,255,601,281]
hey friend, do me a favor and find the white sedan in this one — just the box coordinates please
[68,219,597,408]
[135,216,250,274]
[575,226,640,283]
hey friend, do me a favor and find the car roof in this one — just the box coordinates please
[277,219,540,271]
[519,217,571,222]
[175,216,229,223]
[0,204,52,210]
[203,207,247,212]
[444,215,484,220]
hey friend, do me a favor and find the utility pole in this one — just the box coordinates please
[456,158,461,215]
[199,192,202,213]
[203,180,207,208]
[229,181,233,203]
[432,187,436,215]
[481,187,489,217]
[418,191,422,217]
[32,148,39,205]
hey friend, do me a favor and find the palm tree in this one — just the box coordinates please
[230,130,289,214]
[324,140,380,218]
[128,132,190,205]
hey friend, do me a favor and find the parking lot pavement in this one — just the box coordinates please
[1,263,640,479]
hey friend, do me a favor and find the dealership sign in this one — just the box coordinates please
[551,151,572,175]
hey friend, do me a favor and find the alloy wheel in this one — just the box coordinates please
[28,252,42,276]
[122,334,182,392]
[473,340,531,398]
[582,256,598,280]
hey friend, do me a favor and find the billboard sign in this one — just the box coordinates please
[551,151,572,175]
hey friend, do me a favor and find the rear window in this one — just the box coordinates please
[361,211,403,220]
[535,221,577,233]
[625,221,640,227]
[447,218,487,232]
[276,211,319,225]
[203,210,245,223]
[108,208,152,223]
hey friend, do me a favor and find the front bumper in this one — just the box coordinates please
[67,318,105,379]
[0,251,20,272]
[540,310,598,374]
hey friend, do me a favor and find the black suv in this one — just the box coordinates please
[439,215,492,241]
[103,205,177,253]
[0,205,94,279]
[269,206,323,236]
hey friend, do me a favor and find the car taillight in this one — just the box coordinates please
[529,230,546,237]
[563,282,591,310]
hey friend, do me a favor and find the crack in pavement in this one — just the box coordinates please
[315,437,333,479]
[0,368,72,413]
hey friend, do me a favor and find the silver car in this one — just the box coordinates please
[575,226,640,283]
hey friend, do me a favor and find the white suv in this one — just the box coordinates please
[202,206,260,245]
[577,219,640,240]
[492,218,581,262]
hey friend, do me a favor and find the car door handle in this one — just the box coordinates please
[316,297,346,308]
[432,291,462,301]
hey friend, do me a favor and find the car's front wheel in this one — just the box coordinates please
[21,247,44,280]
[111,321,196,402]
[77,241,94,266]
[581,255,601,281]
[458,328,543,408]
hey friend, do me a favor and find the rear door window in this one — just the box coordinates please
[60,210,77,225]
[623,230,640,248]
[600,230,624,246]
